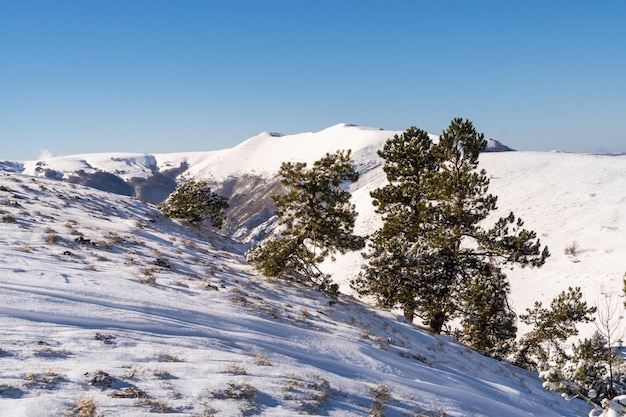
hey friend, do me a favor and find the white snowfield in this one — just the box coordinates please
[2,123,624,416]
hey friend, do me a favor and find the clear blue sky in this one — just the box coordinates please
[1,0,624,160]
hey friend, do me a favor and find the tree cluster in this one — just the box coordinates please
[352,118,548,357]
[247,118,624,416]
[535,287,626,416]
[158,180,229,227]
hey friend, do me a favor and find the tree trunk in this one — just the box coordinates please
[429,311,446,334]
[403,307,415,323]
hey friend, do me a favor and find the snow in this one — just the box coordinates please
[0,172,587,416]
[2,122,625,415]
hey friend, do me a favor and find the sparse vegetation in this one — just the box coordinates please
[110,387,147,398]
[157,351,184,363]
[34,346,71,358]
[565,240,579,258]
[368,383,391,417]
[140,267,158,285]
[2,213,16,223]
[153,369,175,380]
[88,370,114,389]
[0,147,620,417]
[45,230,60,245]
[224,362,247,375]
[66,395,100,417]
[25,369,63,388]
[94,332,116,345]
[211,382,258,415]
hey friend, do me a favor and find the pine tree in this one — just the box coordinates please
[249,150,365,296]
[517,286,597,367]
[158,180,229,227]
[457,263,517,358]
[353,118,549,355]
[354,127,444,322]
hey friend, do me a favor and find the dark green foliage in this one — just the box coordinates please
[568,331,626,401]
[517,286,597,367]
[250,150,365,296]
[457,264,517,359]
[353,118,548,355]
[158,180,229,227]
[539,331,626,407]
[537,288,626,408]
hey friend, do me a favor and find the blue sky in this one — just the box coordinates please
[1,0,624,160]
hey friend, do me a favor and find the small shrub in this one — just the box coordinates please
[25,370,62,388]
[158,181,229,227]
[212,382,257,400]
[153,369,175,380]
[154,258,171,268]
[224,362,247,375]
[564,241,579,257]
[88,370,113,389]
[66,395,99,417]
[45,232,59,245]
[157,351,184,363]
[140,267,157,286]
[369,384,391,417]
[2,214,16,223]
[250,352,272,366]
[94,332,116,345]
[110,387,146,398]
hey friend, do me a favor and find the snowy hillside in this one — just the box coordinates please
[3,123,625,335]
[0,172,589,416]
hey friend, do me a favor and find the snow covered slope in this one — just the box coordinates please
[0,172,588,416]
[3,123,625,335]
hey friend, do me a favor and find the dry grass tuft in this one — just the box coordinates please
[66,395,99,417]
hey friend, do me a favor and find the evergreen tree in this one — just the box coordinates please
[353,118,548,355]
[537,288,626,415]
[517,286,597,367]
[249,150,365,296]
[158,180,229,227]
[355,127,444,322]
[457,263,517,358]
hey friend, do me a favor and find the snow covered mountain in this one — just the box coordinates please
[1,123,625,415]
[3,123,625,319]
[6,124,513,240]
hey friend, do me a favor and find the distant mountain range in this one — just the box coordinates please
[1,124,513,239]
